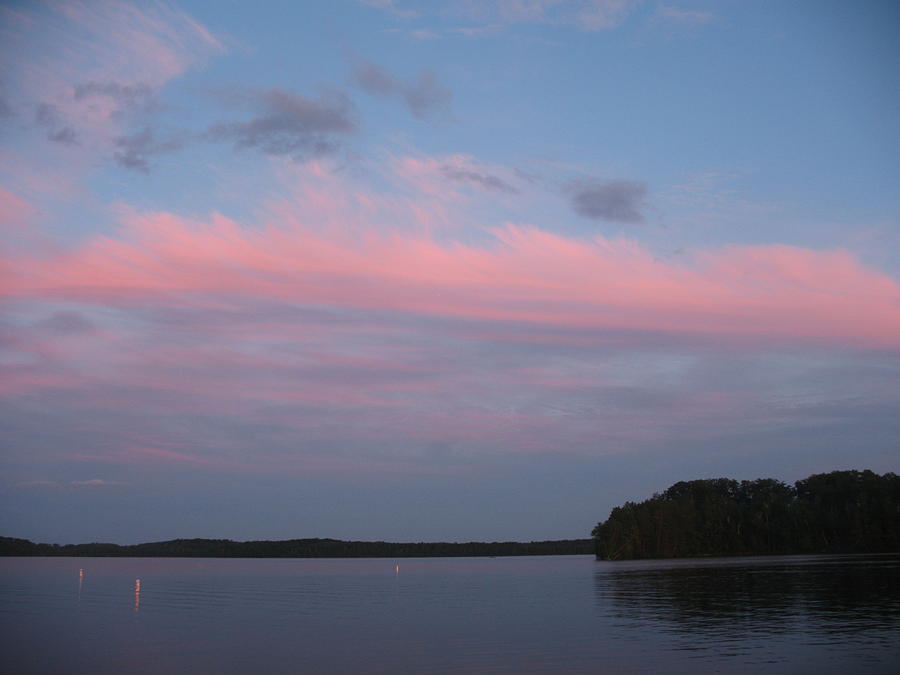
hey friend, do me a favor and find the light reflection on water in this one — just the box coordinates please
[0,554,898,673]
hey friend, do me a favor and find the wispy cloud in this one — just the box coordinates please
[352,59,452,120]
[72,81,161,117]
[17,478,128,488]
[653,5,715,26]
[206,88,356,159]
[409,28,442,40]
[439,165,520,194]
[358,0,420,19]
[354,60,399,96]
[0,0,224,168]
[2,152,897,483]
[113,127,186,172]
[449,24,505,37]
[369,1,639,36]
[567,179,648,223]
[70,478,128,487]
[3,160,896,348]
[0,187,37,226]
[450,0,640,31]
[575,0,642,30]
[404,70,453,119]
[33,103,79,146]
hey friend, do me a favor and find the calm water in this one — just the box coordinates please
[1,553,898,673]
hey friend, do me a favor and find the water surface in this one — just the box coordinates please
[1,554,898,673]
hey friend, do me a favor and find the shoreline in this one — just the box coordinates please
[0,536,594,558]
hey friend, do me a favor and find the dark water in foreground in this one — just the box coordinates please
[1,553,898,673]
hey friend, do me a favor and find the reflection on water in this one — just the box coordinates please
[593,554,900,669]
[1,554,898,673]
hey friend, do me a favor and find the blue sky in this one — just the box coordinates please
[1,0,898,544]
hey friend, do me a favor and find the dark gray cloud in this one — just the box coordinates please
[353,60,397,96]
[352,59,451,120]
[113,127,185,172]
[403,69,452,119]
[33,103,79,146]
[439,165,519,194]
[47,126,78,145]
[33,82,161,150]
[206,88,355,159]
[568,179,647,223]
[73,81,159,116]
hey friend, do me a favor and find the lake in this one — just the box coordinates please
[1,553,898,673]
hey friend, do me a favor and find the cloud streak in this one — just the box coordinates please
[206,88,356,159]
[73,81,160,116]
[654,5,715,26]
[1,154,897,492]
[358,0,420,20]
[439,165,520,194]
[3,169,897,348]
[353,59,451,119]
[449,0,640,32]
[113,127,186,172]
[0,0,224,172]
[16,479,128,488]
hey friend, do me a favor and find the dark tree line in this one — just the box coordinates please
[593,470,900,560]
[0,536,594,558]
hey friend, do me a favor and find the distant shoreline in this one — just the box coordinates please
[0,536,594,558]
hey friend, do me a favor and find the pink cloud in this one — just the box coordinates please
[23,0,223,93]
[3,200,899,348]
[2,155,898,476]
[0,185,57,254]
[1,0,224,152]
[0,187,36,226]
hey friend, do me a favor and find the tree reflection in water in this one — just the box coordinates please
[594,553,900,646]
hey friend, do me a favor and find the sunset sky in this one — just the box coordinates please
[1,0,898,545]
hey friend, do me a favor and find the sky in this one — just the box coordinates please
[1,0,898,545]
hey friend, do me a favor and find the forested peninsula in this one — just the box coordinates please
[0,537,593,558]
[593,470,900,560]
